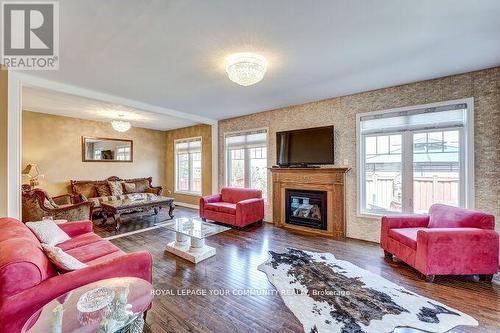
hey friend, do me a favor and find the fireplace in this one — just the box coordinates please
[285,189,327,230]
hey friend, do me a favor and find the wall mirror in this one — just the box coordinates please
[82,137,133,162]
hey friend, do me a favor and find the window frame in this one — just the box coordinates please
[174,136,203,196]
[223,128,269,196]
[115,145,131,161]
[356,98,474,218]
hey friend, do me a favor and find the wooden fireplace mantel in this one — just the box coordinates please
[270,167,350,239]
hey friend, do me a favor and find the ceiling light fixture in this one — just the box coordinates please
[111,114,131,132]
[224,52,267,86]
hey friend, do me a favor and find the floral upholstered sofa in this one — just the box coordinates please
[70,176,163,216]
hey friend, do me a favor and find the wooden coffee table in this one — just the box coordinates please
[101,195,175,230]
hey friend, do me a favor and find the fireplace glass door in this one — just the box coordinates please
[285,189,327,230]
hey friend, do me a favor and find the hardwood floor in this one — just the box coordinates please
[110,207,499,333]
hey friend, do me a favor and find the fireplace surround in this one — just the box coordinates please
[271,167,349,238]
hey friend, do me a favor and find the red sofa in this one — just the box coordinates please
[0,218,152,333]
[381,204,498,282]
[200,187,264,228]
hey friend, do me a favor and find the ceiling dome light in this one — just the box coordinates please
[225,52,267,86]
[111,115,131,132]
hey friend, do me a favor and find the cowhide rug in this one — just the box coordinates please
[257,248,478,333]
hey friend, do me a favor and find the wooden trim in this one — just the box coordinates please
[70,176,158,196]
[270,167,349,239]
[81,136,134,162]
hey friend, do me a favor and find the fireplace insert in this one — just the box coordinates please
[285,189,327,230]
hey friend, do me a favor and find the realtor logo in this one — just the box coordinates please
[1,1,59,70]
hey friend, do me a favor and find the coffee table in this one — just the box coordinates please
[164,217,230,263]
[101,195,175,230]
[22,277,153,333]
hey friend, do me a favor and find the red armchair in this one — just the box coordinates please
[0,217,152,332]
[200,187,264,228]
[381,204,498,282]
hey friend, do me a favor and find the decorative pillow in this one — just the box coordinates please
[123,182,137,194]
[107,181,124,196]
[130,179,149,193]
[43,198,59,209]
[96,183,112,197]
[144,187,158,194]
[42,190,60,208]
[73,183,96,198]
[41,244,87,271]
[26,220,71,245]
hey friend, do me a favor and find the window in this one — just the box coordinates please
[175,137,202,195]
[116,146,131,160]
[94,149,102,160]
[358,99,473,216]
[225,129,268,198]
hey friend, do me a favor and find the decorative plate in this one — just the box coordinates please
[77,287,115,313]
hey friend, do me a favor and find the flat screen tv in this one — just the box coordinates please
[276,125,334,166]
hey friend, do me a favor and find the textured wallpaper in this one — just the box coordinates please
[219,67,500,242]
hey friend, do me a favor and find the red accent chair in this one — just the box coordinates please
[200,187,264,228]
[381,204,498,282]
[0,218,152,333]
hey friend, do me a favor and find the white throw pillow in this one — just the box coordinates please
[41,244,87,271]
[26,220,71,245]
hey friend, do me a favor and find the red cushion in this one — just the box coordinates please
[388,228,427,250]
[205,202,237,215]
[65,240,122,263]
[221,187,261,204]
[56,232,102,251]
[84,250,126,266]
[428,204,495,229]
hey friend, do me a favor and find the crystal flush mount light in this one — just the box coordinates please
[111,115,131,132]
[224,52,268,86]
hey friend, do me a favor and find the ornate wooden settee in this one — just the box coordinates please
[22,188,93,223]
[70,176,163,216]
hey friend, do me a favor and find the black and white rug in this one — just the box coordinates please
[257,248,478,333]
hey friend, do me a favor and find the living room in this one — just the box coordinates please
[0,1,499,333]
[20,86,216,236]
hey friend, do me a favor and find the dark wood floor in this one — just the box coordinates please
[110,207,499,333]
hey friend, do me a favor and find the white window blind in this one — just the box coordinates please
[175,138,202,154]
[360,103,467,135]
[225,129,267,149]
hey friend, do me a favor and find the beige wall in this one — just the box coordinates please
[22,111,167,195]
[0,69,7,216]
[164,124,212,206]
[219,67,500,242]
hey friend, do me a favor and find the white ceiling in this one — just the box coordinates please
[22,87,198,131]
[26,0,500,120]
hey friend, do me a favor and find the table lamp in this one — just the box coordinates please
[22,163,43,187]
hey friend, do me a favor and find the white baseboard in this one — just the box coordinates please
[175,202,199,210]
